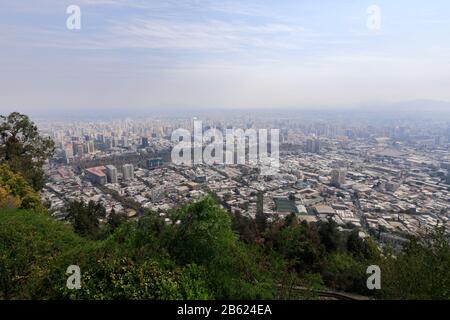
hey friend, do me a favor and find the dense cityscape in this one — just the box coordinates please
[39,110,450,251]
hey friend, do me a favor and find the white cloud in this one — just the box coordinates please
[104,19,305,50]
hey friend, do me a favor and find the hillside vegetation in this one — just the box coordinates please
[1,196,449,300]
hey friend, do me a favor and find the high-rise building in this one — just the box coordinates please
[87,140,95,154]
[122,164,134,181]
[105,165,118,184]
[63,143,74,164]
[331,169,346,187]
[141,137,149,148]
[306,138,321,154]
[73,142,84,157]
[105,137,113,149]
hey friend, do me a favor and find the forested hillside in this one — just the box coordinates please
[1,196,449,300]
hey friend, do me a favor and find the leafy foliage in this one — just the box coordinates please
[1,196,450,300]
[66,200,106,239]
[162,197,275,299]
[0,198,275,300]
[379,228,450,299]
[0,112,54,191]
[0,164,42,211]
[0,209,86,299]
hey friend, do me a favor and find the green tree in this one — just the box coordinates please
[0,164,42,211]
[66,200,106,239]
[321,252,368,294]
[317,220,343,253]
[346,230,380,262]
[380,227,450,299]
[0,209,86,299]
[0,208,212,300]
[0,112,55,190]
[107,208,126,231]
[272,219,325,274]
[231,211,258,243]
[168,197,275,299]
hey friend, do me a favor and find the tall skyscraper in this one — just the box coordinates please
[122,164,134,181]
[63,143,74,164]
[105,165,118,184]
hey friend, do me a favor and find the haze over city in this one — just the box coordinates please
[1,0,450,115]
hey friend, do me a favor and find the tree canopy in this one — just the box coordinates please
[0,164,42,211]
[66,200,107,239]
[1,196,450,300]
[0,112,55,190]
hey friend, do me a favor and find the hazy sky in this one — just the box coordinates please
[1,0,450,114]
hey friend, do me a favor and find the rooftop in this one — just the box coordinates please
[86,166,107,177]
